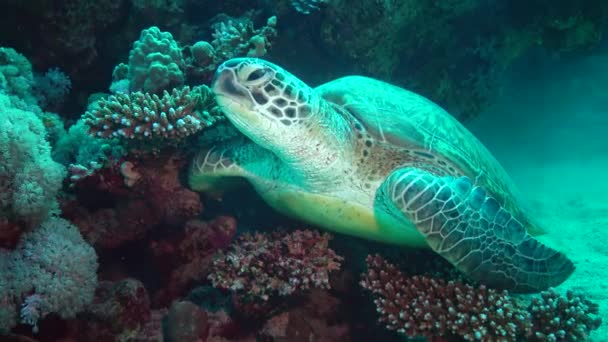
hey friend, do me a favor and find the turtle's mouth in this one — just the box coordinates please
[213,69,252,105]
[216,93,260,127]
[213,68,256,122]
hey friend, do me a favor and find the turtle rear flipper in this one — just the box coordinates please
[382,167,575,293]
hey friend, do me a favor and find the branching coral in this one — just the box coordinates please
[361,255,602,341]
[529,289,601,341]
[209,229,342,302]
[361,254,532,341]
[183,13,277,83]
[84,85,219,151]
[210,14,278,60]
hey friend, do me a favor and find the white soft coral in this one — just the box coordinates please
[0,92,65,226]
[10,218,98,332]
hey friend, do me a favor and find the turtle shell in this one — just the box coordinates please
[315,76,545,235]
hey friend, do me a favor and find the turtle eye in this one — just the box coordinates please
[247,69,266,81]
[243,68,272,86]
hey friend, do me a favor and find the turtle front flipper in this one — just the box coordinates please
[380,167,574,293]
[189,139,278,194]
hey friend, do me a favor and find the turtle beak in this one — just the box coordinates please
[212,68,249,101]
[212,66,262,130]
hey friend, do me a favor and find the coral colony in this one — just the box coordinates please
[0,0,606,341]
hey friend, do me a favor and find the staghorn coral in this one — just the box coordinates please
[84,85,219,151]
[361,254,533,341]
[529,289,602,341]
[361,255,602,341]
[209,229,342,302]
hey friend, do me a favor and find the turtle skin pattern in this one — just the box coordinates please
[384,167,575,293]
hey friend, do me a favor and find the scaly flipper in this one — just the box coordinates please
[189,139,279,194]
[381,167,574,293]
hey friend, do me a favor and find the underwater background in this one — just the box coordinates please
[0,0,606,341]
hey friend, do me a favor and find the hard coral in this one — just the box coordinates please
[209,230,343,302]
[66,278,151,342]
[259,289,350,342]
[66,153,203,249]
[84,86,216,151]
[361,255,602,341]
[127,26,185,94]
[529,289,601,341]
[361,254,532,341]
[165,300,209,342]
[151,216,237,306]
[210,14,277,60]
[184,13,278,83]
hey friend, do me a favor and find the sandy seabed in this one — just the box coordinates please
[469,50,608,340]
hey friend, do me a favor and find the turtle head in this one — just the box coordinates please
[212,58,325,160]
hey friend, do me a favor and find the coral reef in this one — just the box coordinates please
[361,254,602,341]
[529,289,602,341]
[84,85,219,151]
[0,93,65,231]
[183,13,278,83]
[150,216,237,306]
[126,26,185,94]
[209,229,343,302]
[4,218,98,333]
[0,1,606,340]
[66,153,203,248]
[32,67,72,110]
[66,278,151,341]
[361,254,532,341]
[165,300,209,341]
[0,47,37,106]
[259,290,350,341]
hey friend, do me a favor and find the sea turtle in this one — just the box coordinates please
[189,58,574,293]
